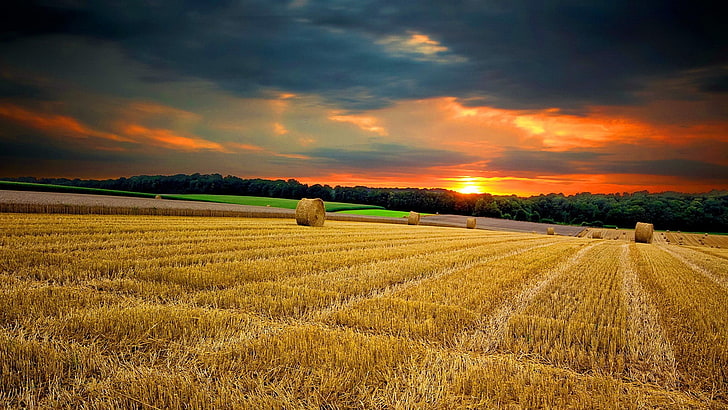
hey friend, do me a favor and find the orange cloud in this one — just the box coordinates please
[273,152,311,160]
[298,137,316,146]
[0,103,131,143]
[223,141,311,160]
[278,92,297,100]
[122,124,229,152]
[433,96,728,170]
[377,31,466,63]
[127,101,201,121]
[514,110,655,150]
[270,93,298,114]
[438,98,655,151]
[273,122,288,135]
[225,142,265,152]
[328,112,388,135]
[401,33,448,55]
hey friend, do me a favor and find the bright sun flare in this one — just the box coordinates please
[457,184,484,194]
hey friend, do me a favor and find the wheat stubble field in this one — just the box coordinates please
[1,213,726,409]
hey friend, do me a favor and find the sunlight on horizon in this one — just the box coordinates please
[450,176,487,195]
[456,185,484,194]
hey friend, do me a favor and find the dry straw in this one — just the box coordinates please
[407,211,420,225]
[295,198,326,227]
[634,222,654,243]
[466,217,477,229]
[546,227,555,235]
[0,202,293,218]
[591,230,603,239]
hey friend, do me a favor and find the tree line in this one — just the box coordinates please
[4,174,727,232]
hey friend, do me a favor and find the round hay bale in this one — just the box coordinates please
[295,198,326,227]
[546,227,555,235]
[634,222,654,243]
[407,211,420,225]
[466,217,477,229]
[154,194,162,200]
[592,230,602,239]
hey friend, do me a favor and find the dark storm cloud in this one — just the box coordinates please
[600,159,728,180]
[0,134,77,161]
[698,75,728,93]
[1,1,726,111]
[0,132,145,164]
[489,150,728,180]
[0,77,47,100]
[303,143,477,169]
[487,150,606,175]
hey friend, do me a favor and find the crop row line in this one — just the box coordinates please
[620,244,677,387]
[316,241,564,332]
[657,245,728,290]
[459,241,600,353]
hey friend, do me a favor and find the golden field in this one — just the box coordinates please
[1,213,726,409]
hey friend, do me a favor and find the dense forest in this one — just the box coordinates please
[4,174,727,232]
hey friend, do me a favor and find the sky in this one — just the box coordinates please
[0,1,726,196]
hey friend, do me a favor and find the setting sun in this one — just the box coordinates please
[450,177,486,194]
[457,185,484,194]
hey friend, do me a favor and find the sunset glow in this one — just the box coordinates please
[448,177,487,195]
[122,124,230,153]
[328,112,389,136]
[457,185,484,194]
[1,2,725,196]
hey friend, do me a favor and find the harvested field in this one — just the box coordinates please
[1,213,725,408]
[422,214,584,236]
[578,228,728,249]
[653,231,728,249]
[578,227,628,241]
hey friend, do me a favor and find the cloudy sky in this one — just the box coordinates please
[1,1,726,195]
